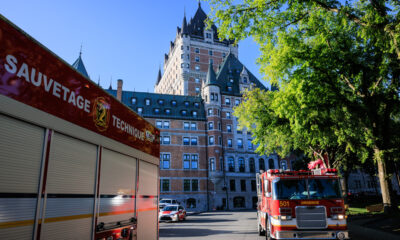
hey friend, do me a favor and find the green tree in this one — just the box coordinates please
[207,0,400,212]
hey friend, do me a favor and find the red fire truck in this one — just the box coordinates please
[256,169,349,240]
[0,14,160,239]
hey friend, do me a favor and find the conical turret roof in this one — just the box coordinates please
[72,52,89,78]
[205,62,218,87]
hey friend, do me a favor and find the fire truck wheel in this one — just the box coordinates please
[258,223,265,236]
[266,220,273,240]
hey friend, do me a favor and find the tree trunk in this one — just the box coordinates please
[375,148,393,214]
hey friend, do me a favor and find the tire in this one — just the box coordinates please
[257,213,265,236]
[266,219,273,240]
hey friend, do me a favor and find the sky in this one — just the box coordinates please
[1,0,267,92]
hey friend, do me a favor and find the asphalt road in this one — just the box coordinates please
[159,210,266,240]
[159,210,400,240]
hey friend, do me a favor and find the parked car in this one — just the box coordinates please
[159,205,186,222]
[159,198,178,210]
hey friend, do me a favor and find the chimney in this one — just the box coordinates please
[117,79,123,101]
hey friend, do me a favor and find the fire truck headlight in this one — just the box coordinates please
[332,214,345,220]
[280,215,292,221]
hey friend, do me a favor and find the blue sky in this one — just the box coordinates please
[2,0,266,92]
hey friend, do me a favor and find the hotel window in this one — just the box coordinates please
[137,107,143,114]
[281,160,288,170]
[181,54,184,59]
[183,122,190,130]
[162,154,170,169]
[156,121,162,129]
[210,93,214,101]
[238,158,245,172]
[219,136,222,145]
[192,179,199,191]
[251,180,256,191]
[195,48,199,53]
[215,94,218,101]
[183,154,190,169]
[184,101,189,107]
[191,137,197,145]
[228,139,232,147]
[161,179,170,192]
[163,121,170,129]
[209,136,215,145]
[225,98,230,105]
[131,97,137,104]
[192,111,197,117]
[183,137,190,145]
[218,122,221,130]
[228,157,235,172]
[195,65,200,71]
[191,122,197,130]
[226,112,231,119]
[165,109,171,114]
[195,56,200,62]
[210,158,216,171]
[145,99,151,105]
[235,99,241,106]
[195,78,200,83]
[230,179,236,191]
[209,50,213,56]
[181,110,187,115]
[209,59,213,64]
[191,155,198,169]
[158,99,164,105]
[194,102,200,108]
[243,77,248,83]
[247,139,253,149]
[208,122,214,130]
[195,87,200,94]
[227,125,232,132]
[227,86,232,92]
[206,33,212,38]
[184,179,191,191]
[237,138,243,148]
[208,108,213,116]
[162,136,170,145]
[154,108,160,114]
[241,179,246,192]
[249,158,255,172]
[222,53,226,58]
[171,100,177,106]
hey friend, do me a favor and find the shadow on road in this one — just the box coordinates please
[159,228,257,238]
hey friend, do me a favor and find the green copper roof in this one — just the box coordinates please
[205,62,218,87]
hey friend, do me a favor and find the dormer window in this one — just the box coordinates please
[181,110,187,116]
[145,99,151,105]
[227,86,232,92]
[194,102,199,108]
[184,101,189,107]
[158,99,164,105]
[165,109,171,114]
[206,33,212,38]
[137,107,143,114]
[154,108,160,114]
[192,111,197,117]
[230,79,234,83]
[171,100,177,106]
[131,97,137,104]
[243,77,248,83]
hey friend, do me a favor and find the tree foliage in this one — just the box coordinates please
[207,0,400,211]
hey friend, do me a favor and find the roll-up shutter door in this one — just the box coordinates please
[97,148,136,225]
[41,132,97,240]
[136,161,158,240]
[0,114,45,240]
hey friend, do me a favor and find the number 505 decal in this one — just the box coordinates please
[279,201,290,207]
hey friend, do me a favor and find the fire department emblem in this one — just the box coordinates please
[93,97,110,132]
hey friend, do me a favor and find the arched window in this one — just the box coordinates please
[249,158,255,172]
[259,158,265,171]
[187,198,196,208]
[238,158,245,172]
[228,157,235,172]
[269,158,275,169]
